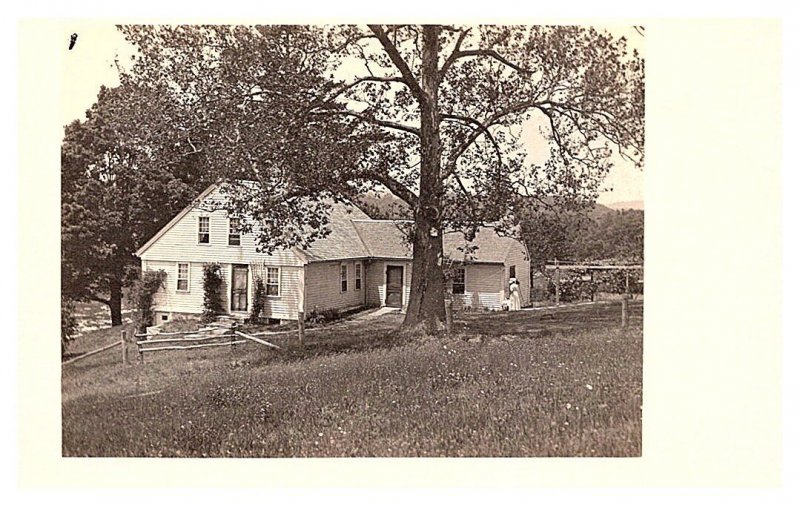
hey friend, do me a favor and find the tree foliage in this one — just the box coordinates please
[202,263,225,322]
[521,206,643,271]
[118,24,644,332]
[61,297,78,357]
[131,269,167,332]
[61,83,212,325]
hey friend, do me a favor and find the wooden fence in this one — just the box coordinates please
[62,327,282,367]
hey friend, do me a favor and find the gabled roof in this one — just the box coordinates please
[298,204,372,262]
[350,219,517,264]
[350,219,413,259]
[135,183,219,257]
[136,182,522,265]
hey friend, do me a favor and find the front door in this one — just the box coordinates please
[385,265,404,308]
[231,264,248,312]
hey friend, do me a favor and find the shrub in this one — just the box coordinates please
[250,277,266,324]
[131,269,167,332]
[61,297,77,357]
[547,273,596,303]
[202,263,225,322]
[306,307,341,325]
[594,270,643,295]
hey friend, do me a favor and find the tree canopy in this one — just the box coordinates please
[61,83,212,325]
[115,24,644,331]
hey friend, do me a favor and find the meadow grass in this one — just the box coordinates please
[62,301,642,457]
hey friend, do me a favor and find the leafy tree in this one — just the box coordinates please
[119,24,644,332]
[521,205,643,271]
[61,83,211,326]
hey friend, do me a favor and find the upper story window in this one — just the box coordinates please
[355,262,362,290]
[451,267,466,295]
[340,263,348,292]
[228,218,241,246]
[177,263,190,292]
[198,216,210,244]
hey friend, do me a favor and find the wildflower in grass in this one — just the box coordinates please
[586,384,593,390]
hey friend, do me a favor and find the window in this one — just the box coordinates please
[355,262,362,290]
[266,267,280,297]
[198,216,210,244]
[509,265,516,279]
[340,263,348,292]
[177,263,190,292]
[451,267,465,294]
[228,218,241,246]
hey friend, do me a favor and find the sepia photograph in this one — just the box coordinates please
[58,23,645,458]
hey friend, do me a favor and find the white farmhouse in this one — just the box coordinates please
[135,183,530,324]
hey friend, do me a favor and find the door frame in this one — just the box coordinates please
[384,263,405,308]
[230,263,249,312]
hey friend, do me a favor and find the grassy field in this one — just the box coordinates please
[62,301,642,457]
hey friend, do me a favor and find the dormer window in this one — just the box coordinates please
[198,216,210,244]
[228,218,241,246]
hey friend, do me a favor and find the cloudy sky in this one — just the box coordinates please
[60,23,643,206]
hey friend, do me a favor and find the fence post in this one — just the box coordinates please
[554,260,561,306]
[444,298,453,334]
[121,330,129,365]
[621,297,629,328]
[298,311,305,347]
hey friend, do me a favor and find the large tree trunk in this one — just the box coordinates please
[108,278,123,327]
[402,25,446,333]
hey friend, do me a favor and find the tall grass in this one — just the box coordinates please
[62,302,642,457]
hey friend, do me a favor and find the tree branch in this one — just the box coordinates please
[372,173,419,208]
[311,109,420,136]
[441,48,532,78]
[368,25,424,101]
[441,113,503,164]
[439,28,471,77]
[88,294,111,306]
[321,76,408,104]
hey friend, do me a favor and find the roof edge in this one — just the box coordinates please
[135,183,220,257]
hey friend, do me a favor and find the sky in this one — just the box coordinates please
[60,23,643,206]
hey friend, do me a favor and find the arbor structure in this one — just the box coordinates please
[120,24,644,332]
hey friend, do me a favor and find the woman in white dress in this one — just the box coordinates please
[509,277,522,311]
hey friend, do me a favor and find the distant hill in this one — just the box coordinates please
[356,193,641,221]
[356,192,412,220]
[606,200,644,211]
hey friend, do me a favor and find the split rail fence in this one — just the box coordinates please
[62,325,283,367]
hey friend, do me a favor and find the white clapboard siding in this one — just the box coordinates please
[262,265,303,320]
[146,260,208,315]
[504,240,531,307]
[304,260,367,313]
[364,260,413,308]
[139,185,303,267]
[452,264,506,311]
